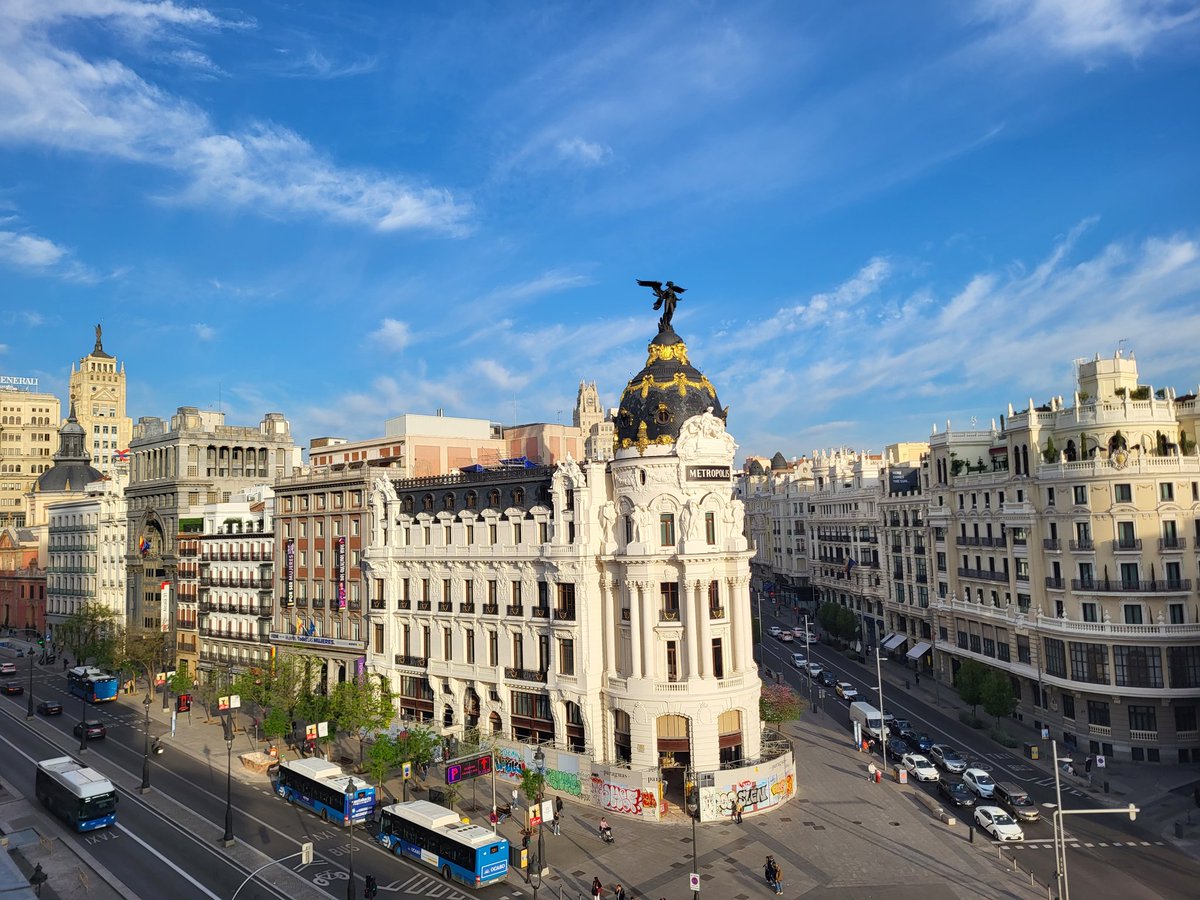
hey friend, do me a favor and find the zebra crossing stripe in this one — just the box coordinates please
[1140,841,1151,846]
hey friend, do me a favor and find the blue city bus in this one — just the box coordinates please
[272,757,375,824]
[66,666,119,703]
[375,800,509,888]
[36,757,118,832]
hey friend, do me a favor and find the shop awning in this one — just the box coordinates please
[879,632,896,647]
[882,633,907,651]
[906,641,933,660]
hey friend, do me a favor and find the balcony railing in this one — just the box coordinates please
[417,600,431,611]
[370,599,387,610]
[1129,729,1158,743]
[1045,577,1065,590]
[709,606,726,619]
[1088,724,1112,737]
[1069,539,1094,552]
[504,667,547,683]
[620,608,631,621]
[532,606,550,619]
[438,601,453,612]
[554,607,575,621]
[1159,537,1187,552]
[660,609,680,622]
[459,603,476,614]
[958,567,1008,583]
[1072,578,1191,594]
[394,654,428,668]
[506,604,523,616]
[482,604,500,616]
[1043,539,1061,551]
[1113,538,1143,552]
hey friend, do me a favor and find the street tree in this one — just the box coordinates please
[955,659,989,718]
[982,671,1018,723]
[329,675,395,763]
[115,626,170,696]
[364,733,401,792]
[58,601,119,668]
[760,682,802,722]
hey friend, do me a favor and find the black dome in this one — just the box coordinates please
[615,326,726,454]
[770,451,788,471]
[748,459,766,476]
[34,402,102,493]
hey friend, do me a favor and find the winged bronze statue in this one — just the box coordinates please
[636,279,686,330]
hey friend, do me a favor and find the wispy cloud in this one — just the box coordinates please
[491,270,595,302]
[0,3,471,234]
[555,137,612,167]
[267,47,378,79]
[192,323,216,340]
[370,318,412,351]
[974,0,1200,61]
[0,228,67,268]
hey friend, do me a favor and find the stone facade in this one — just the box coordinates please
[68,327,132,474]
[0,388,60,528]
[45,471,127,630]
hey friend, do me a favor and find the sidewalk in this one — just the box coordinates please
[871,651,1200,854]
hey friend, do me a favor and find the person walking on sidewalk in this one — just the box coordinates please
[613,883,627,900]
[552,795,563,835]
[764,856,777,886]
[772,863,784,895]
[732,799,743,824]
[591,876,604,897]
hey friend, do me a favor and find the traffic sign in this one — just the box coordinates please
[402,761,412,780]
[446,751,492,784]
[689,873,700,891]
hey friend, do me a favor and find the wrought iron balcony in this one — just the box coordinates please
[504,667,547,683]
[394,654,428,668]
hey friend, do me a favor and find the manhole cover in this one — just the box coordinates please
[890,821,901,826]
[852,820,862,825]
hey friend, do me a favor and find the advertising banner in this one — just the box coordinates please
[336,537,347,610]
[284,538,295,608]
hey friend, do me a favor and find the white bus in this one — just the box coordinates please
[35,757,117,832]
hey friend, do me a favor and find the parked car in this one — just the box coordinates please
[963,768,997,799]
[37,700,63,716]
[0,662,16,676]
[993,782,1040,822]
[73,720,107,740]
[767,626,782,637]
[819,671,838,689]
[836,682,859,701]
[901,753,939,782]
[899,729,933,752]
[930,744,968,773]
[806,662,823,678]
[791,653,807,668]
[975,806,1025,842]
[1,681,23,696]
[890,718,912,733]
[937,776,976,808]
[885,738,910,761]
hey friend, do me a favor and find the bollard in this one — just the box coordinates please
[905,679,910,690]
[1104,780,1110,793]
[969,824,975,843]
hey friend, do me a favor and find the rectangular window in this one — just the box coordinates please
[373,624,384,654]
[488,630,498,667]
[1087,699,1110,728]
[1120,562,1139,588]
[660,513,676,546]
[705,512,716,545]
[660,582,680,618]
[1017,636,1031,664]
[1160,482,1174,502]
[443,628,452,661]
[1081,602,1098,623]
[1073,485,1087,504]
[1047,487,1055,507]
[1169,603,1185,624]
[1123,605,1144,625]
[489,523,497,544]
[1168,646,1200,688]
[1114,483,1132,503]
[1113,645,1163,688]
[1128,704,1157,733]
[539,521,549,543]
[1175,705,1197,733]
[559,638,575,676]
[666,641,679,681]
[997,642,1011,662]
[465,629,475,664]
[712,638,725,679]
[511,633,524,669]
[1069,641,1110,684]
[1043,638,1067,677]
[511,581,522,605]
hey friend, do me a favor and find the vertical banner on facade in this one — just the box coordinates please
[336,536,347,610]
[283,538,295,609]
[159,581,170,632]
[355,655,366,681]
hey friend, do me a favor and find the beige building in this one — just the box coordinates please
[69,325,132,474]
[310,413,506,474]
[0,385,60,528]
[918,351,1200,764]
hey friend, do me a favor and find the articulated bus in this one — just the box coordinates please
[66,666,119,703]
[271,757,375,825]
[36,757,117,832]
[375,800,509,888]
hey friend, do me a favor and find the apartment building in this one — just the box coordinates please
[924,351,1200,764]
[45,470,127,631]
[0,385,60,528]
[68,325,132,474]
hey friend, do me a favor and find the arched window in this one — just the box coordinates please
[465,491,477,510]
[488,489,501,508]
[512,488,524,506]
[402,496,414,514]
[422,493,434,512]
[443,492,456,511]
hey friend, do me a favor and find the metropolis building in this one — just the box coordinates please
[361,320,791,821]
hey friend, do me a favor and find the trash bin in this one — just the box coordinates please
[1023,742,1040,760]
[895,768,908,784]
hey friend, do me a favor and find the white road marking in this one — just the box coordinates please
[116,823,224,899]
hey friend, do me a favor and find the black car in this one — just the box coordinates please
[1,681,24,696]
[37,700,63,716]
[73,720,107,740]
[819,671,838,689]
[937,776,976,808]
[886,738,911,761]
[900,729,934,752]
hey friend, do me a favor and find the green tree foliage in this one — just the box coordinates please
[394,726,440,768]
[58,601,119,668]
[167,666,194,696]
[816,603,858,643]
[1042,436,1058,464]
[982,672,1018,722]
[329,676,395,762]
[955,659,989,717]
[520,768,546,803]
[114,626,170,694]
[364,733,401,790]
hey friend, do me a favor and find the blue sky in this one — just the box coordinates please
[2,1,1200,461]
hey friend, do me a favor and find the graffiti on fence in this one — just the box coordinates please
[545,768,583,798]
[696,754,794,822]
[496,748,526,780]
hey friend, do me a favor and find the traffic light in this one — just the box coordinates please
[364,874,378,898]
[38,637,44,647]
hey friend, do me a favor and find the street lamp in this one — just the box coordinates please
[140,693,153,793]
[26,645,35,720]
[161,646,170,711]
[532,746,547,900]
[344,776,358,900]
[221,711,234,846]
[874,645,888,770]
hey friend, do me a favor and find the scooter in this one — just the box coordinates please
[152,738,165,755]
[599,825,614,844]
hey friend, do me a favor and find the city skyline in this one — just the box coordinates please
[2,1,1200,459]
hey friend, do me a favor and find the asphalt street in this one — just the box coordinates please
[758,609,1200,900]
[0,660,528,900]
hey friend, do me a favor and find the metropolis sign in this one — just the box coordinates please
[686,465,731,481]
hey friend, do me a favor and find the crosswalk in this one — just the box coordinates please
[1009,840,1164,850]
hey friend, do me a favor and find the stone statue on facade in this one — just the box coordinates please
[94,323,103,353]
[636,279,686,331]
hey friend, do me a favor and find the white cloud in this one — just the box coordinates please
[975,0,1200,60]
[473,359,530,392]
[491,270,594,302]
[192,323,215,340]
[555,137,612,167]
[267,47,378,80]
[0,229,67,268]
[370,318,412,351]
[165,48,226,76]
[0,5,471,234]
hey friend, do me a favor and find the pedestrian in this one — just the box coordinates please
[591,876,604,897]
[915,671,921,686]
[764,855,777,885]
[512,787,520,810]
[773,862,784,895]
[733,799,743,824]
[553,795,563,835]
[868,762,878,782]
[614,883,627,900]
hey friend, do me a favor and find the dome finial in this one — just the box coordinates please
[636,279,687,332]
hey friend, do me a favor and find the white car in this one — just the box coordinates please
[778,632,794,642]
[806,662,822,678]
[901,753,939,782]
[835,682,858,701]
[974,806,1025,842]
[767,626,782,637]
[791,653,807,668]
[0,662,16,676]
[962,768,996,798]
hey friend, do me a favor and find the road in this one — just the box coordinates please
[757,612,1200,900]
[0,661,526,900]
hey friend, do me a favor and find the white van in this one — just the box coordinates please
[849,701,885,740]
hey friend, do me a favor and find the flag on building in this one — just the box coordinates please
[844,557,856,576]
[115,448,130,462]
[139,535,150,556]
